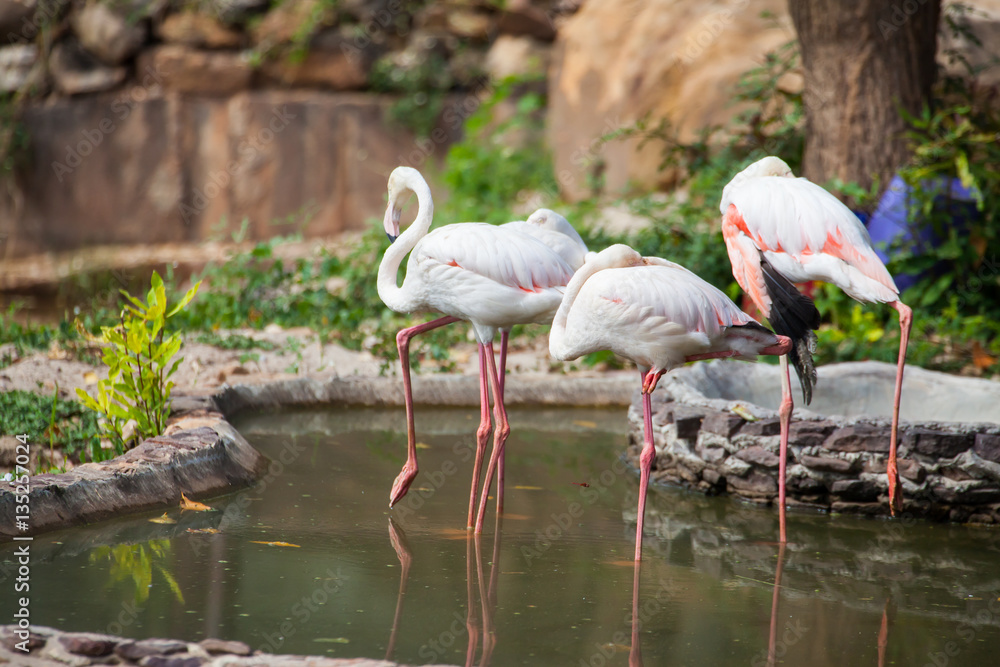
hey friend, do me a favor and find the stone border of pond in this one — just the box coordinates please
[627,360,1000,524]
[0,373,636,539]
[0,624,452,667]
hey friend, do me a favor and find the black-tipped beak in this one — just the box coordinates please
[386,232,398,243]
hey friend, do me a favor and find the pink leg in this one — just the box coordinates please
[464,534,479,667]
[496,330,509,515]
[467,343,493,529]
[390,316,461,507]
[635,387,656,561]
[777,354,792,544]
[888,301,912,516]
[474,342,511,533]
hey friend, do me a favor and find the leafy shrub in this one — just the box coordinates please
[76,273,200,456]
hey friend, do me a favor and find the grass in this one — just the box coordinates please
[0,389,101,468]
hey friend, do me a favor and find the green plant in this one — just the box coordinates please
[438,75,557,223]
[0,389,101,467]
[371,53,453,137]
[76,273,201,455]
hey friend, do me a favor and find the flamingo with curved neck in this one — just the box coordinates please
[378,166,580,532]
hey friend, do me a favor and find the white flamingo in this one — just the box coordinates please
[378,166,579,532]
[503,208,591,270]
[549,244,791,560]
[720,156,911,528]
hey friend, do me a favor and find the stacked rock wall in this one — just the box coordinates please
[627,361,1000,524]
[0,0,571,260]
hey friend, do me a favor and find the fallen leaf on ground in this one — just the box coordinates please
[514,485,543,490]
[573,420,598,428]
[186,528,220,535]
[149,513,176,524]
[180,492,214,511]
[416,442,431,450]
[250,540,300,548]
[83,371,98,385]
[730,404,758,422]
[972,341,997,370]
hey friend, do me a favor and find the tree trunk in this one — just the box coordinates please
[789,0,940,199]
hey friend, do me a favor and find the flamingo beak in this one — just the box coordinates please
[383,200,401,243]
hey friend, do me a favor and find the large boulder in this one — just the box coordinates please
[71,2,148,65]
[548,0,790,200]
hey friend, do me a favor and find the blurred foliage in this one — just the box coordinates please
[371,53,453,138]
[0,389,100,468]
[90,540,184,606]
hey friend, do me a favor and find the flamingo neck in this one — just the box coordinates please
[549,258,604,360]
[377,175,434,313]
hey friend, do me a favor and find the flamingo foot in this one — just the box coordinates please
[389,464,417,508]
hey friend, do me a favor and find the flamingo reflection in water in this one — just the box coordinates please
[384,515,503,666]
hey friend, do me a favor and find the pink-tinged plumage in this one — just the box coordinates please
[378,166,585,533]
[549,244,791,560]
[720,156,912,526]
[721,163,899,309]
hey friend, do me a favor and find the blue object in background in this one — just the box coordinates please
[864,175,981,292]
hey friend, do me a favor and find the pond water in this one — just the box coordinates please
[5,406,1000,666]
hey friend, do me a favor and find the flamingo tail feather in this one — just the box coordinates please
[759,252,820,404]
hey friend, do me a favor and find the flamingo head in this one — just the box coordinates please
[587,244,645,270]
[720,156,795,214]
[384,166,423,243]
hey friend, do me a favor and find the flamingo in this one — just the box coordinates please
[720,156,911,525]
[548,244,792,560]
[378,166,579,532]
[503,208,591,270]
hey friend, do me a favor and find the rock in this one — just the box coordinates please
[897,458,926,484]
[136,45,251,95]
[58,633,117,656]
[800,454,855,474]
[695,441,726,463]
[547,0,790,200]
[831,501,884,516]
[156,11,244,49]
[485,34,550,80]
[825,424,889,454]
[72,3,148,65]
[450,10,493,41]
[50,38,127,94]
[204,0,269,25]
[140,655,206,667]
[722,455,751,478]
[831,479,880,502]
[735,445,780,469]
[672,405,705,439]
[259,28,372,90]
[727,469,777,497]
[0,43,40,91]
[789,420,835,448]
[0,0,38,44]
[497,2,556,41]
[906,429,974,458]
[0,625,46,652]
[253,0,329,46]
[741,418,782,437]
[702,410,743,437]
[702,468,721,486]
[973,433,1000,463]
[199,638,251,656]
[116,638,188,661]
[787,474,825,494]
